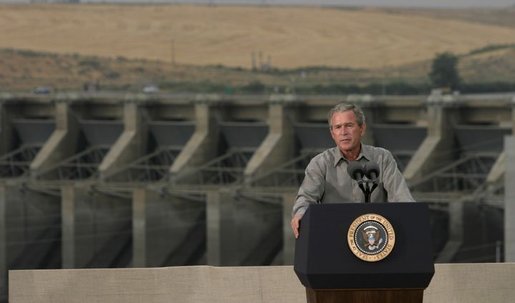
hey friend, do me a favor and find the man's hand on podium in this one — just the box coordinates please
[291,214,302,239]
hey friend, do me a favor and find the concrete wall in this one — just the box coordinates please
[207,189,282,266]
[61,185,132,269]
[132,188,206,267]
[9,263,515,303]
[0,183,60,303]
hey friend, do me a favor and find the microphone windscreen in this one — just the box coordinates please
[347,161,365,180]
[365,162,380,180]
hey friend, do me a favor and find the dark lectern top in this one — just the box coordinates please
[294,203,435,289]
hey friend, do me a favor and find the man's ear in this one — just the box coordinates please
[361,123,367,136]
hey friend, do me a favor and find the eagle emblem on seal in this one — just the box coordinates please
[362,225,384,251]
[347,213,396,262]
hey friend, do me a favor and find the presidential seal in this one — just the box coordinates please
[347,213,395,262]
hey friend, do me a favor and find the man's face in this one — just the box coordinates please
[330,110,366,154]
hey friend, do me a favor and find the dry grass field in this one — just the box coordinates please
[1,4,515,92]
[1,4,515,69]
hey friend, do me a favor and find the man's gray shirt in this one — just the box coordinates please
[292,144,415,217]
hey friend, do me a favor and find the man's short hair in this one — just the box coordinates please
[327,103,366,128]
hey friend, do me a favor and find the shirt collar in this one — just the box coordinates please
[332,144,372,167]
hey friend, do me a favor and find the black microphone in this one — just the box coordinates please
[365,161,380,203]
[365,162,380,182]
[347,161,380,203]
[347,161,367,201]
[347,161,365,180]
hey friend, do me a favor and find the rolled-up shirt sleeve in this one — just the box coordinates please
[292,156,326,218]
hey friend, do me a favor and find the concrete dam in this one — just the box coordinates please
[1,91,514,299]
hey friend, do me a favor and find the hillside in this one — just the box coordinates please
[2,4,515,69]
[1,4,515,93]
[2,45,515,94]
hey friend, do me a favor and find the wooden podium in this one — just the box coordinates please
[294,203,435,303]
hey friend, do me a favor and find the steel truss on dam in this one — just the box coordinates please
[1,92,515,300]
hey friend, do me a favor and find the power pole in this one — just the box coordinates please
[171,39,176,66]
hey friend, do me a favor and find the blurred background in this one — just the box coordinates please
[1,1,515,302]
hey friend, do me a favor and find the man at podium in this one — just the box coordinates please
[291,103,414,238]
